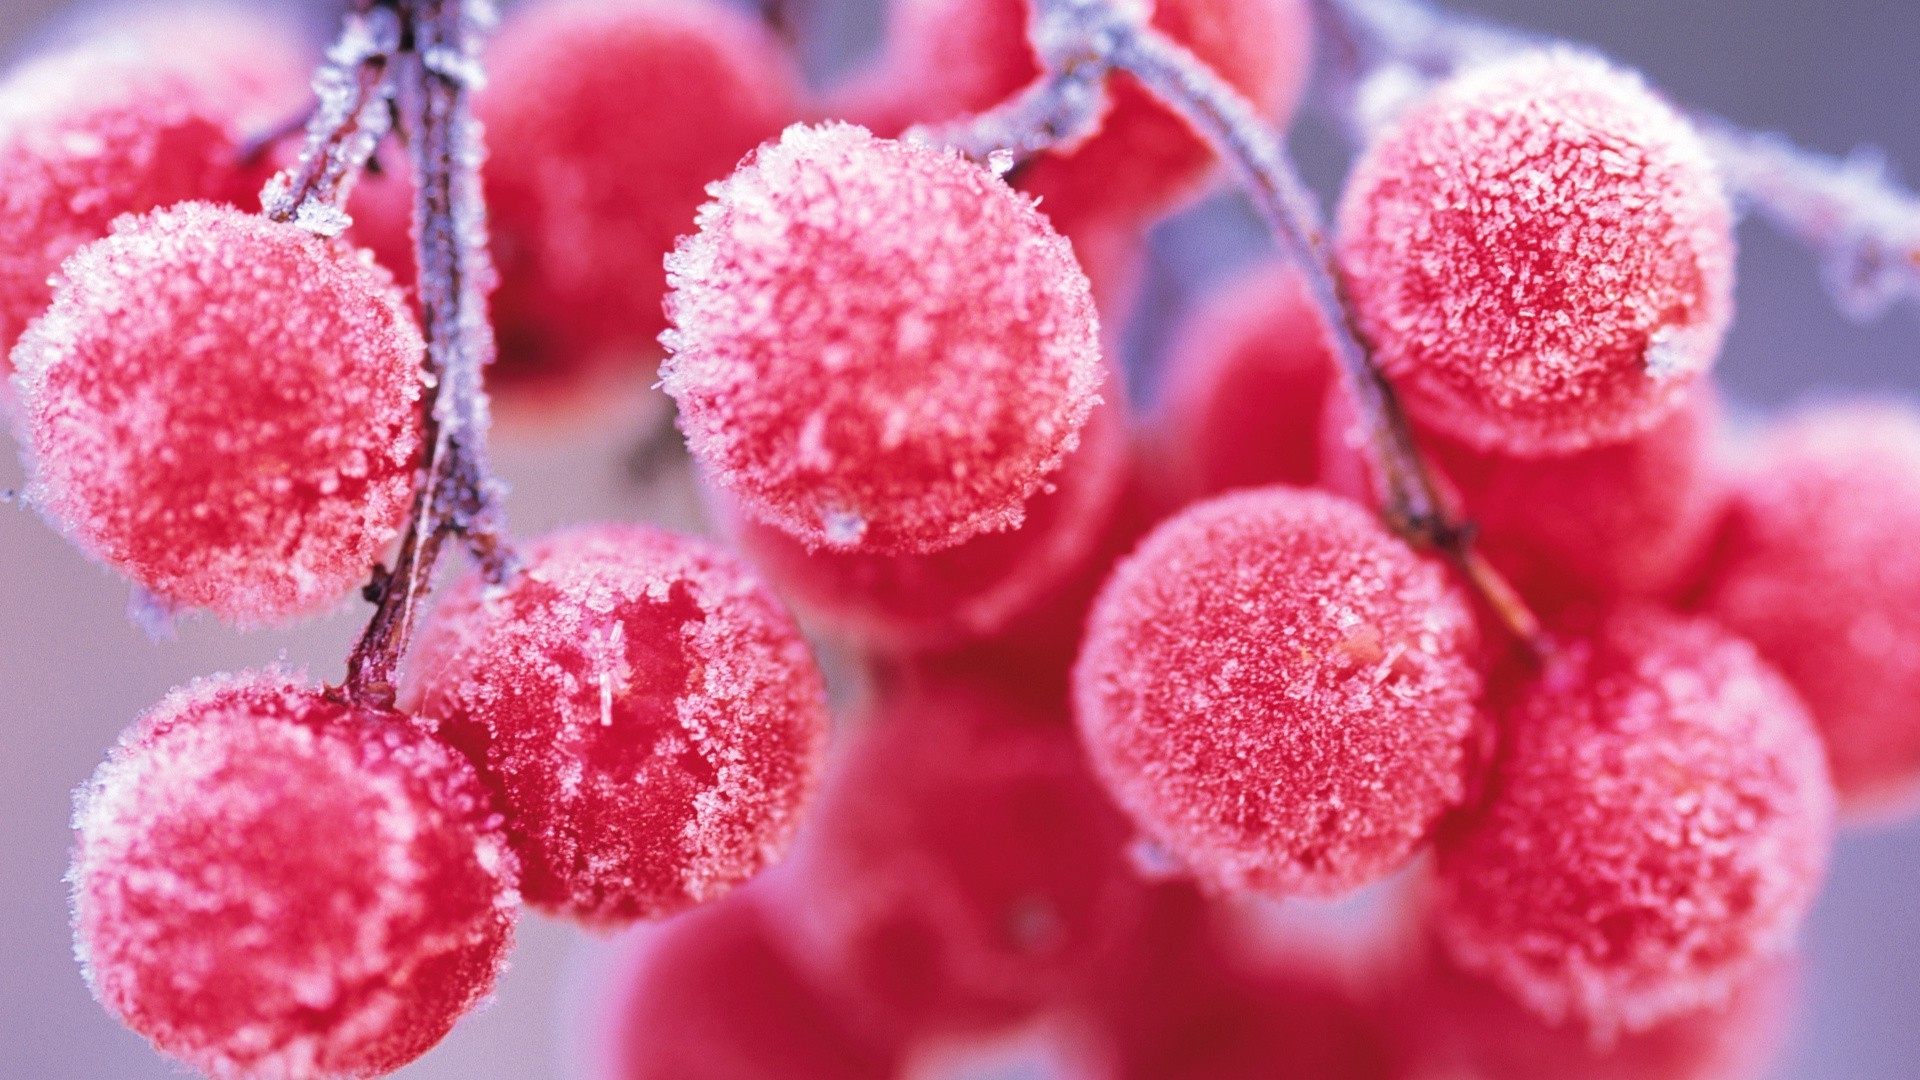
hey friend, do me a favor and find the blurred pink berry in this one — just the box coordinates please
[478,0,801,394]
[1337,50,1733,455]
[662,122,1105,554]
[14,202,424,624]
[1696,401,1920,814]
[0,7,304,369]
[71,669,518,1080]
[1074,486,1485,897]
[1434,608,1833,1036]
[404,523,830,926]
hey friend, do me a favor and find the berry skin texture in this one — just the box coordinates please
[1073,486,1485,898]
[403,523,830,926]
[602,892,899,1080]
[478,0,800,393]
[843,0,1312,237]
[768,675,1146,1040]
[1696,402,1920,813]
[1433,609,1834,1037]
[1336,50,1734,455]
[0,8,303,368]
[662,122,1106,555]
[13,202,424,624]
[1146,261,1336,507]
[721,384,1129,654]
[71,670,519,1080]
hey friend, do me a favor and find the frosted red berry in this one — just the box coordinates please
[1336,50,1734,455]
[1147,261,1336,507]
[0,9,303,368]
[13,202,424,624]
[602,892,899,1080]
[478,0,801,393]
[1696,401,1920,813]
[1073,486,1484,897]
[768,675,1145,1039]
[1433,608,1833,1036]
[662,122,1106,554]
[71,669,518,1080]
[844,0,1312,236]
[404,523,830,926]
[723,387,1129,653]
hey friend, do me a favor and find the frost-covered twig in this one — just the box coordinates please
[258,4,399,235]
[342,0,514,710]
[1314,0,1920,322]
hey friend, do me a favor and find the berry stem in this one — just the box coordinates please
[342,0,514,710]
[259,4,399,235]
[1016,0,1546,652]
[1314,0,1920,322]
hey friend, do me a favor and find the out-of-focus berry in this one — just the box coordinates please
[662,122,1105,555]
[0,6,304,369]
[1434,608,1833,1036]
[1074,486,1484,898]
[767,674,1146,1040]
[1337,50,1733,455]
[841,0,1312,238]
[404,523,830,926]
[601,892,899,1080]
[1696,401,1920,814]
[13,202,424,624]
[478,0,801,395]
[71,670,519,1080]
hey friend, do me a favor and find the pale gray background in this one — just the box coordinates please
[0,1,1914,1078]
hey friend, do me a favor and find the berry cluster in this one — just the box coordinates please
[2,0,1915,1078]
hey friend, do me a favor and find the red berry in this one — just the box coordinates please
[662,122,1106,554]
[1146,260,1336,508]
[1391,936,1796,1080]
[1322,385,1725,612]
[71,670,518,1079]
[722,385,1129,653]
[0,8,303,369]
[1073,486,1485,897]
[767,674,1146,1039]
[843,0,1312,235]
[1433,608,1833,1036]
[601,892,899,1080]
[479,0,801,393]
[1696,401,1920,813]
[404,523,830,926]
[1336,50,1733,455]
[14,202,424,624]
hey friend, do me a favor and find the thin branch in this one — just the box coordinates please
[259,5,401,235]
[1314,0,1920,323]
[341,0,514,710]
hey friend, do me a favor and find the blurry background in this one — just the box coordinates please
[0,0,1914,1076]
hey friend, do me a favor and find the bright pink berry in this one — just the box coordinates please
[404,523,830,926]
[1323,385,1725,612]
[767,674,1145,1039]
[843,0,1312,236]
[722,388,1129,653]
[1695,401,1920,813]
[602,892,898,1080]
[1073,486,1485,897]
[0,8,303,368]
[662,122,1106,554]
[13,202,424,624]
[479,0,801,393]
[1434,608,1833,1036]
[1146,261,1336,508]
[1391,937,1796,1080]
[1336,50,1734,455]
[71,669,518,1080]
